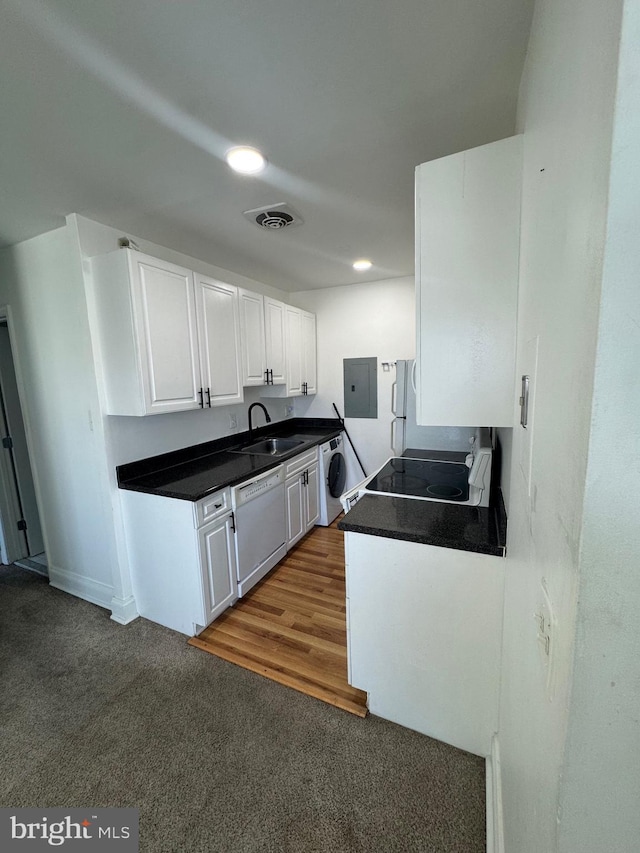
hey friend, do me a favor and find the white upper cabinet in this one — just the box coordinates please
[264,297,287,385]
[91,250,201,415]
[284,305,303,396]
[238,288,267,385]
[263,305,317,399]
[301,310,317,396]
[238,289,287,387]
[90,249,244,415]
[195,275,243,407]
[415,135,522,427]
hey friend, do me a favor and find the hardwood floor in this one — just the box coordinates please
[188,518,368,717]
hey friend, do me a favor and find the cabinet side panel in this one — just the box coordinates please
[121,489,202,635]
[90,252,144,415]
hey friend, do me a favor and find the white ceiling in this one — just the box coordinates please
[0,0,534,291]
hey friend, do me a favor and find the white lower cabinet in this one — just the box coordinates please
[344,531,505,757]
[284,448,320,549]
[121,487,237,635]
[198,513,237,627]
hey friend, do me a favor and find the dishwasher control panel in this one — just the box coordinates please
[233,466,284,506]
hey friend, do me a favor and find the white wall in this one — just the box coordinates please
[498,0,624,851]
[291,277,416,487]
[0,226,121,610]
[557,2,640,848]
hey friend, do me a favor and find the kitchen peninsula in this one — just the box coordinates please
[338,491,507,757]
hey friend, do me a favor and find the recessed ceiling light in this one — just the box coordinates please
[353,259,372,272]
[225,146,267,175]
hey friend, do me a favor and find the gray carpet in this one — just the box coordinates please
[0,565,486,852]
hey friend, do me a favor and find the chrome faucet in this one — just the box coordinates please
[248,402,271,441]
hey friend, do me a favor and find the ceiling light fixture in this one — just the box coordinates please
[353,259,372,272]
[225,146,267,175]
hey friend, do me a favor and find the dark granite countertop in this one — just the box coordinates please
[338,491,507,557]
[117,418,343,502]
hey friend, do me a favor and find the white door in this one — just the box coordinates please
[301,311,317,395]
[130,255,201,413]
[264,298,286,385]
[196,276,243,407]
[304,462,320,530]
[238,289,266,385]
[285,474,304,549]
[198,514,237,625]
[285,306,303,396]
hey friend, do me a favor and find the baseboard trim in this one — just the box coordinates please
[48,564,113,611]
[486,734,505,853]
[110,594,138,625]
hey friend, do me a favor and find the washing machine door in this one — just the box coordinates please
[327,452,346,498]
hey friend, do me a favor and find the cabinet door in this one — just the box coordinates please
[415,135,521,427]
[264,297,286,385]
[195,276,243,406]
[301,311,317,395]
[285,474,304,549]
[198,513,237,626]
[304,462,320,530]
[239,289,266,385]
[130,253,201,413]
[285,305,303,396]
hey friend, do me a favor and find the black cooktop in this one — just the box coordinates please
[365,457,470,502]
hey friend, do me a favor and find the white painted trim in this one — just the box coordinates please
[0,305,51,564]
[48,564,113,611]
[486,734,505,853]
[109,594,138,625]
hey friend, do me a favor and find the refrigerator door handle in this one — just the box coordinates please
[391,417,405,455]
[391,381,398,416]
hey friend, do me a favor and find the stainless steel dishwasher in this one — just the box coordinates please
[231,465,286,597]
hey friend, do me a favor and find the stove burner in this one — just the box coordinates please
[378,473,428,494]
[427,463,467,477]
[426,484,464,498]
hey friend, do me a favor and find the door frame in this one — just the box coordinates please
[0,305,45,565]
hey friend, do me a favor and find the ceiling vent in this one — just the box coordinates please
[243,202,304,230]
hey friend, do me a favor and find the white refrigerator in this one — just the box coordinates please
[391,360,477,455]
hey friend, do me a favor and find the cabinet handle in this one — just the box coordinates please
[198,388,204,408]
[269,368,274,384]
[520,375,530,428]
[205,387,211,407]
[302,382,307,395]
[230,511,236,532]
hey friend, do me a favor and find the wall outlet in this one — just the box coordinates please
[229,413,238,430]
[286,405,293,417]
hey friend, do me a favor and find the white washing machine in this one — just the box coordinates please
[317,434,346,526]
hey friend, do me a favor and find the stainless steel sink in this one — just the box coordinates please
[233,437,305,456]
